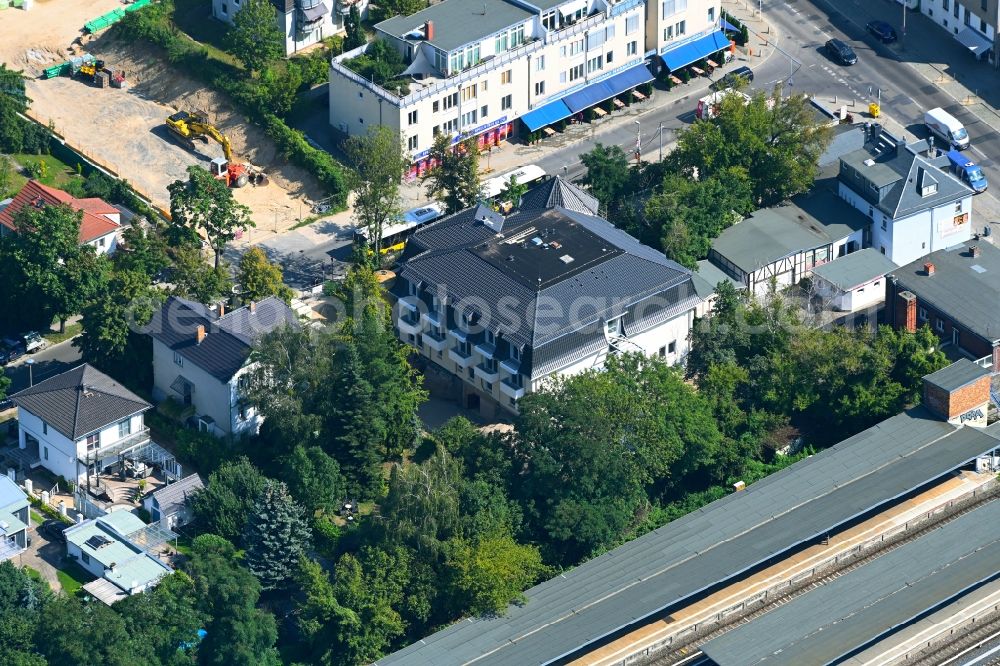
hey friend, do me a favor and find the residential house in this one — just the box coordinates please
[0,476,30,563]
[810,248,897,312]
[142,474,204,530]
[329,0,678,166]
[65,510,173,605]
[920,0,997,66]
[648,0,731,75]
[0,180,121,255]
[10,364,152,488]
[212,0,366,56]
[707,187,867,295]
[886,239,1000,370]
[837,125,974,266]
[391,176,706,416]
[147,296,298,437]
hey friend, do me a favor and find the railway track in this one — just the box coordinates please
[647,490,1000,666]
[908,615,1000,666]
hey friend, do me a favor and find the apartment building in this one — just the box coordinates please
[390,177,707,417]
[646,0,729,73]
[921,0,998,65]
[329,0,669,166]
[212,0,366,56]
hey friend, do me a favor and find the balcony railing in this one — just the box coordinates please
[449,346,475,368]
[424,329,448,352]
[475,362,500,383]
[397,314,422,337]
[500,377,526,400]
[82,427,151,463]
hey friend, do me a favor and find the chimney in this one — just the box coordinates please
[923,359,991,427]
[217,302,225,317]
[924,262,936,276]
[196,324,206,344]
[897,290,917,333]
[249,301,256,313]
[424,20,434,41]
[970,245,981,259]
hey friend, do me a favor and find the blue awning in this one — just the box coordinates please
[661,30,730,71]
[722,19,739,32]
[520,99,572,131]
[562,63,654,113]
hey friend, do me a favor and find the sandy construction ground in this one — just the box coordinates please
[2,4,326,233]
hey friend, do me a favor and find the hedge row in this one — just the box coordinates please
[114,6,349,210]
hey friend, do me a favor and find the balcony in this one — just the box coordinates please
[449,346,476,368]
[475,362,500,383]
[475,341,497,360]
[422,310,443,328]
[500,377,526,400]
[82,427,152,464]
[397,313,422,337]
[424,329,449,352]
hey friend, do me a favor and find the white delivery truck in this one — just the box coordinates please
[924,107,970,150]
[696,89,751,120]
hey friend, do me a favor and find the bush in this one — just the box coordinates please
[343,40,410,96]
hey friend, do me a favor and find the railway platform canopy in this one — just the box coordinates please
[376,410,1000,666]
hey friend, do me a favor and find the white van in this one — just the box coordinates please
[924,107,970,150]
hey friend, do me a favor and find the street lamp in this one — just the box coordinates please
[634,120,641,166]
[658,121,664,162]
[25,358,34,388]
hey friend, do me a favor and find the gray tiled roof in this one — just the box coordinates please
[146,296,297,382]
[375,410,1000,666]
[151,474,204,517]
[376,0,534,52]
[702,494,1000,666]
[810,247,897,291]
[695,259,745,297]
[710,187,867,274]
[890,239,1000,343]
[923,357,990,393]
[11,364,150,441]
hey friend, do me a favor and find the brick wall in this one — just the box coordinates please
[924,374,991,422]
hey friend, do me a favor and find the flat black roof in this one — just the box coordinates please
[376,411,1000,666]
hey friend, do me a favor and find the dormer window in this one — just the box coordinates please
[511,345,521,361]
[921,183,938,196]
[485,329,496,345]
[606,317,623,336]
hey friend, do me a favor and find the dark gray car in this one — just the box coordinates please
[825,38,858,65]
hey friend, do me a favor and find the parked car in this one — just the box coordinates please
[2,340,24,363]
[0,348,9,366]
[711,66,754,91]
[865,20,898,43]
[24,332,46,354]
[39,519,69,544]
[825,38,858,65]
[925,107,970,151]
[0,398,12,412]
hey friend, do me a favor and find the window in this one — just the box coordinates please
[664,26,673,41]
[708,6,714,22]
[117,419,131,438]
[485,329,496,345]
[919,307,928,320]
[662,0,675,18]
[443,118,458,133]
[467,367,474,380]
[501,69,512,84]
[955,201,963,213]
[42,421,47,435]
[983,0,989,11]
[881,217,887,231]
[535,81,545,95]
[511,345,521,361]
[407,110,418,125]
[569,64,585,81]
[43,447,48,461]
[542,10,558,30]
[508,373,523,388]
[461,84,477,102]
[98,237,106,248]
[668,341,677,354]
[461,110,477,126]
[658,346,666,358]
[982,18,988,32]
[675,20,686,36]
[587,30,605,51]
[173,352,184,367]
[868,205,874,218]
[627,40,638,56]
[433,100,439,112]
[536,55,545,71]
[570,38,584,56]
[82,552,91,565]
[954,0,960,17]
[606,50,613,64]
[606,318,623,336]
[626,14,639,35]
[481,105,488,118]
[964,8,972,25]
[86,434,99,451]
[432,125,440,136]
[221,2,227,15]
[482,380,494,392]
[238,402,249,420]
[587,55,603,73]
[880,246,886,255]
[408,135,418,151]
[936,318,945,332]
[501,94,512,110]
[442,92,458,110]
[942,0,949,10]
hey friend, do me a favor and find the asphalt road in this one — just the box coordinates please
[3,339,83,395]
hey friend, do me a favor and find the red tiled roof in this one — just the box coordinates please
[0,180,120,244]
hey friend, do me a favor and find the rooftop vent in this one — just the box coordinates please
[559,255,575,264]
[531,236,543,246]
[924,262,936,276]
[970,245,981,258]
[971,265,986,274]
[863,158,875,167]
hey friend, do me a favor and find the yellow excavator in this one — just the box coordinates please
[165,111,266,188]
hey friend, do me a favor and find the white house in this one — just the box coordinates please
[707,187,867,296]
[809,248,898,313]
[919,0,997,66]
[0,180,121,255]
[64,510,173,605]
[390,176,707,417]
[142,474,204,530]
[147,296,298,437]
[0,476,30,563]
[837,126,974,267]
[10,364,151,488]
[212,0,367,56]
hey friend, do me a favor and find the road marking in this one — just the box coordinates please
[972,146,989,160]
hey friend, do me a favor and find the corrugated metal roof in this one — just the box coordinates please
[376,412,1000,666]
[11,364,150,440]
[702,497,1000,665]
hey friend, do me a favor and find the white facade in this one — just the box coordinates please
[329,0,650,161]
[17,408,146,485]
[814,273,888,312]
[150,338,259,437]
[920,0,996,47]
[645,0,721,61]
[838,182,973,266]
[212,0,361,56]
[88,229,120,256]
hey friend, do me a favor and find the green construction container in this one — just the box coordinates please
[43,63,73,79]
[125,0,152,12]
[0,0,9,10]
[84,7,126,33]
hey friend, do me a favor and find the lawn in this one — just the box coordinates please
[11,153,84,192]
[55,560,93,597]
[30,510,44,525]
[43,322,83,345]
[170,0,244,70]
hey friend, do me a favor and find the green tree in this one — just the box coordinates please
[377,0,427,19]
[115,572,204,665]
[499,175,529,209]
[170,244,234,304]
[423,134,482,214]
[344,4,365,50]
[875,324,949,402]
[185,535,281,666]
[381,449,463,556]
[329,549,407,664]
[445,532,548,617]
[190,457,268,543]
[237,246,293,303]
[225,0,284,74]
[344,125,408,257]
[668,89,833,206]
[0,155,14,199]
[0,64,46,154]
[114,223,170,278]
[580,143,632,215]
[167,165,254,269]
[243,480,312,590]
[279,444,347,514]
[0,561,50,660]
[38,596,145,666]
